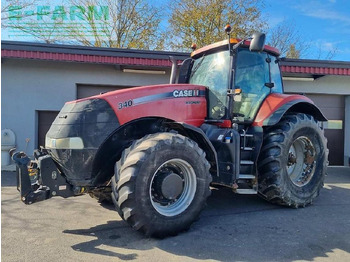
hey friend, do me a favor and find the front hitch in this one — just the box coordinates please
[11,150,75,205]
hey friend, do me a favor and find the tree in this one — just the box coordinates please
[286,44,300,59]
[267,20,308,58]
[1,0,37,23]
[2,0,164,49]
[2,0,65,43]
[2,1,67,43]
[267,20,337,59]
[66,0,164,49]
[167,0,267,51]
[314,42,337,60]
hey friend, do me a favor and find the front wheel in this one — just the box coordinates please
[111,133,211,237]
[258,113,328,207]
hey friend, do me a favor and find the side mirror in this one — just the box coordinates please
[249,32,266,52]
[178,58,193,84]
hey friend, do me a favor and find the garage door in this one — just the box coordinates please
[38,111,59,148]
[77,84,131,99]
[306,94,345,165]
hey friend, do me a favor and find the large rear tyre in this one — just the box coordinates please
[258,113,328,207]
[111,133,211,237]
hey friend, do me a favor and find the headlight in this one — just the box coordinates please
[45,137,84,149]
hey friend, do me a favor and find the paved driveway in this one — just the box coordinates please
[2,167,350,262]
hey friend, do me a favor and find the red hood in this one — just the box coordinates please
[70,83,208,127]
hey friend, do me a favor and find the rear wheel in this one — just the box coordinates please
[111,133,211,237]
[258,113,328,207]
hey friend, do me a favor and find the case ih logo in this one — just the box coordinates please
[173,89,200,98]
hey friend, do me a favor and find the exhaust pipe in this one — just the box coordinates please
[169,56,177,84]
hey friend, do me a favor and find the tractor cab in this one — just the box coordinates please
[177,32,282,126]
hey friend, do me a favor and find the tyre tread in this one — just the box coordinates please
[258,113,328,208]
[112,132,211,237]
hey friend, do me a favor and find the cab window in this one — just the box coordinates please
[233,49,270,121]
[269,55,283,93]
[189,50,231,119]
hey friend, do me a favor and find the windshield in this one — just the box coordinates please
[189,50,231,119]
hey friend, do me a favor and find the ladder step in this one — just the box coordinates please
[241,147,253,151]
[240,134,253,137]
[236,189,257,194]
[239,174,256,179]
[240,160,254,165]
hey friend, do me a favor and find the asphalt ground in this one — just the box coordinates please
[1,167,350,262]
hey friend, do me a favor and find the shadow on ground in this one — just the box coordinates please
[3,167,349,261]
[63,178,350,261]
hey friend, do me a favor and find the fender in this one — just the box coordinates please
[253,93,327,127]
[91,117,218,186]
[164,122,219,175]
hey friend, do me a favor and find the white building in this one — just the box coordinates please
[2,41,349,166]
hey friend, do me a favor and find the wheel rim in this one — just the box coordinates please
[150,158,197,217]
[287,136,317,187]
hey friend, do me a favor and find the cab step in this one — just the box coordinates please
[236,189,257,194]
[240,133,253,137]
[240,160,254,165]
[238,174,256,179]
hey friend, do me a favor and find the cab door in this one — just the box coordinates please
[233,49,270,122]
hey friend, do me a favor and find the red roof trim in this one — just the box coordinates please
[2,49,350,76]
[280,65,350,76]
[1,49,174,67]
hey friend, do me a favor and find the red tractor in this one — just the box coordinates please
[13,29,328,237]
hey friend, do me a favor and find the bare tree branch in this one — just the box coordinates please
[1,0,37,21]
[267,20,310,58]
[3,0,164,49]
[267,20,338,59]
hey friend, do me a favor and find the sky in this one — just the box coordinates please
[1,0,350,61]
[263,0,350,61]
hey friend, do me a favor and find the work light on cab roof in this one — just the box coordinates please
[224,24,232,34]
[191,43,197,51]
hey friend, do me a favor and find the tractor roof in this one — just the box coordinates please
[191,38,280,58]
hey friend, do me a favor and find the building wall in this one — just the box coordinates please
[284,75,350,166]
[2,59,349,166]
[1,59,171,155]
[345,96,350,166]
[283,75,350,94]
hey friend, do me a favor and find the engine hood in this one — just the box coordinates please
[77,83,208,127]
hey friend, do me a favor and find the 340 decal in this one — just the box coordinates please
[118,100,133,110]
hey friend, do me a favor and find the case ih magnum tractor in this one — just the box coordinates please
[13,28,328,237]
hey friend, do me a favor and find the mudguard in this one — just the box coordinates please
[163,122,219,175]
[253,93,327,127]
